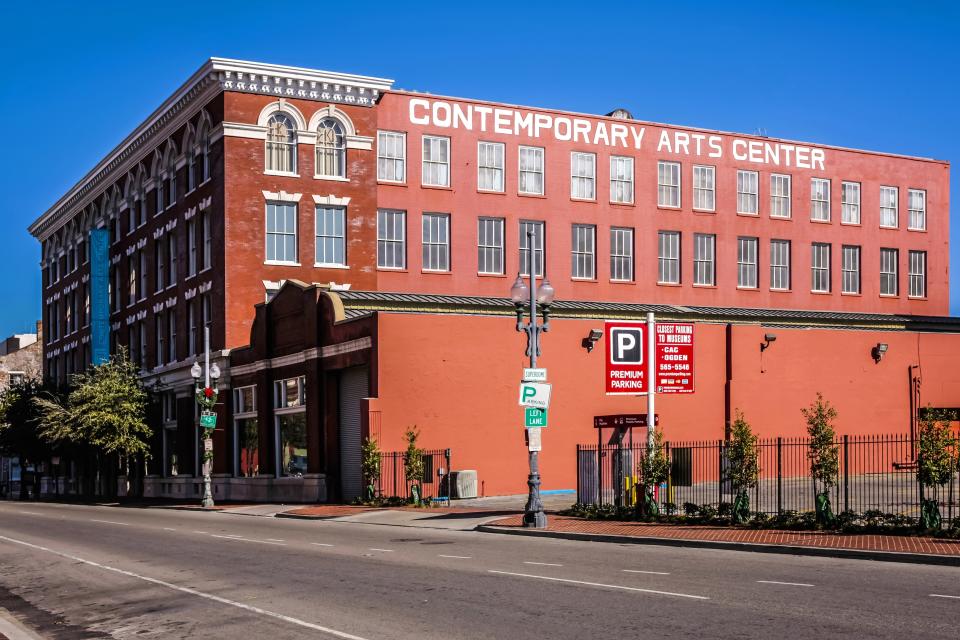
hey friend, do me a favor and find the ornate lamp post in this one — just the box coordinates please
[511,230,555,528]
[191,327,220,508]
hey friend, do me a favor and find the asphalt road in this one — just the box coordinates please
[0,502,957,639]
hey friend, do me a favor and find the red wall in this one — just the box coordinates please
[373,312,960,495]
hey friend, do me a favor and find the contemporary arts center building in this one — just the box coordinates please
[29,59,958,502]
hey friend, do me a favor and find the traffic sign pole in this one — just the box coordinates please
[646,312,655,448]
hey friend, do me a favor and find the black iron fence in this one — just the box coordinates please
[376,449,452,501]
[577,434,959,526]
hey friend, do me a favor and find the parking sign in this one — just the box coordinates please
[605,321,647,395]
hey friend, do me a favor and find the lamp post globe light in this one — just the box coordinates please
[512,229,554,528]
[192,327,220,508]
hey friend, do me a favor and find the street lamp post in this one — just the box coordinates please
[511,229,555,529]
[191,327,220,508]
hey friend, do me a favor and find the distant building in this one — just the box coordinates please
[0,322,42,391]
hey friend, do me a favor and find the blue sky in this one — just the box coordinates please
[1,1,957,337]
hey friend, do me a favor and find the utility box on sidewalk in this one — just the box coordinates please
[449,470,478,499]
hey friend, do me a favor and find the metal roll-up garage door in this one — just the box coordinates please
[338,366,368,501]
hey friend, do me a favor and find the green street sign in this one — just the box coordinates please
[524,407,548,428]
[200,411,217,429]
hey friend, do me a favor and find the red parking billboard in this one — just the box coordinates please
[655,322,694,393]
[605,321,647,395]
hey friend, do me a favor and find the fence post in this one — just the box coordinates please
[717,439,723,507]
[576,444,581,504]
[843,435,849,514]
[776,437,782,515]
[665,441,671,514]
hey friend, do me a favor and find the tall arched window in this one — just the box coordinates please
[315,118,345,178]
[265,113,296,173]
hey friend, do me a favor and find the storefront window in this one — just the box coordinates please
[278,413,307,477]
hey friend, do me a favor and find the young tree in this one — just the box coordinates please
[916,408,957,530]
[0,379,51,500]
[726,410,760,524]
[361,436,381,502]
[403,427,425,505]
[636,429,670,517]
[802,393,840,527]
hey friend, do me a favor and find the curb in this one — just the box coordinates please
[475,525,960,567]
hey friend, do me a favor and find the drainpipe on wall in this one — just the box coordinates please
[724,324,733,441]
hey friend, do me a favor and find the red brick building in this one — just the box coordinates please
[28,58,958,502]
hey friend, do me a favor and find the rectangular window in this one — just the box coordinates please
[274,376,306,409]
[610,156,634,204]
[657,161,681,208]
[570,152,596,200]
[658,231,680,284]
[477,217,504,275]
[377,131,406,183]
[188,301,197,357]
[908,250,926,298]
[167,232,177,284]
[377,209,406,269]
[737,170,759,214]
[841,245,861,294]
[168,310,176,363]
[477,141,505,192]
[771,174,791,218]
[202,211,212,270]
[236,414,260,478]
[810,178,831,221]
[265,202,298,264]
[811,243,831,293]
[519,220,545,277]
[737,237,759,288]
[693,233,716,286]
[880,186,898,228]
[202,293,212,339]
[841,181,861,224]
[315,206,346,267]
[422,135,450,187]
[138,319,147,368]
[139,250,147,301]
[128,255,136,304]
[139,197,147,227]
[187,219,197,276]
[187,153,196,192]
[570,224,596,280]
[908,189,926,231]
[880,248,899,296]
[156,311,165,367]
[693,165,715,211]
[519,146,545,195]
[155,239,165,292]
[609,227,634,282]
[277,413,307,477]
[129,200,137,235]
[421,213,450,272]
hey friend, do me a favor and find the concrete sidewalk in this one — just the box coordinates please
[277,504,516,530]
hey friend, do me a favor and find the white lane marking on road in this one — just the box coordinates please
[162,528,177,531]
[16,511,42,516]
[90,519,129,526]
[0,534,371,640]
[930,594,960,599]
[209,534,286,546]
[623,570,671,575]
[266,539,285,542]
[757,580,814,587]
[438,555,472,559]
[192,531,210,534]
[311,543,334,547]
[368,548,394,553]
[489,570,709,600]
[523,561,562,567]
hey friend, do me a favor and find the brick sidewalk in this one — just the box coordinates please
[488,515,960,556]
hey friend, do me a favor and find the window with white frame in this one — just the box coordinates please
[167,232,177,284]
[155,239,165,293]
[610,227,634,282]
[693,165,715,211]
[377,131,406,182]
[139,196,147,227]
[810,178,830,221]
[128,254,136,304]
[478,142,505,192]
[771,174,791,218]
[275,375,306,409]
[377,209,406,269]
[187,219,197,276]
[519,220,545,277]
[265,202,298,264]
[421,213,450,272]
[570,152,596,200]
[880,186,898,228]
[315,206,346,267]
[315,118,345,178]
[693,233,715,286]
[908,250,926,298]
[610,156,634,204]
[202,293,212,338]
[155,181,164,215]
[202,211,212,270]
[167,311,176,363]
[187,151,196,192]
[138,319,147,367]
[657,161,681,208]
[477,217,504,275]
[658,231,680,284]
[188,300,197,357]
[841,245,860,294]
[571,224,596,280]
[737,170,759,214]
[737,237,759,288]
[811,243,831,293]
[880,248,898,296]
[265,112,297,174]
[841,181,861,224]
[519,146,544,195]
[908,189,926,231]
[233,385,259,478]
[165,165,176,209]
[155,311,165,367]
[128,199,137,235]
[422,135,450,187]
[139,251,147,300]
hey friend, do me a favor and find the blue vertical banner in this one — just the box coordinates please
[89,228,110,365]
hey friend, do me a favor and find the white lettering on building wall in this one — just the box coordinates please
[409,98,826,170]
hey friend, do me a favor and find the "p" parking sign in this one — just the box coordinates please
[605,321,647,394]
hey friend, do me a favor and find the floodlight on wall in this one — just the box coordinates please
[582,329,603,353]
[760,333,777,352]
[872,342,888,363]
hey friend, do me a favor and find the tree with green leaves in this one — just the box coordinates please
[802,393,840,527]
[916,408,957,530]
[636,429,670,517]
[0,379,51,500]
[726,410,760,524]
[403,426,425,505]
[361,436,381,502]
